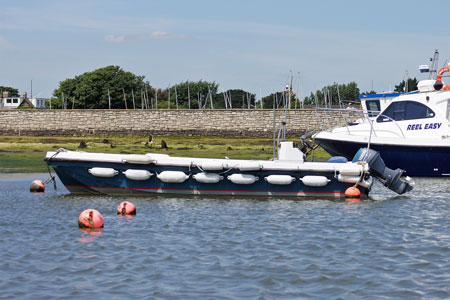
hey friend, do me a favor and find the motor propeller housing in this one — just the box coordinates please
[352,148,414,194]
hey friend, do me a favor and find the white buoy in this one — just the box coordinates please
[227,174,259,184]
[300,176,330,187]
[192,172,223,183]
[157,171,189,183]
[264,175,296,185]
[88,167,118,178]
[123,169,153,180]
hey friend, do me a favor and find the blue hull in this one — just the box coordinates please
[48,160,368,198]
[315,139,450,177]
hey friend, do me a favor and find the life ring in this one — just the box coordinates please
[436,66,450,90]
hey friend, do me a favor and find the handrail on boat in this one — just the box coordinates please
[312,107,406,139]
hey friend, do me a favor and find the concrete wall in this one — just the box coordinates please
[0,109,359,137]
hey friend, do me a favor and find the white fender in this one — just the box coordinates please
[192,172,223,183]
[238,161,261,171]
[88,167,118,178]
[201,161,224,171]
[157,171,189,183]
[264,175,296,185]
[122,154,154,164]
[339,165,362,176]
[338,175,373,188]
[338,174,361,184]
[300,175,330,187]
[227,174,259,184]
[123,169,153,181]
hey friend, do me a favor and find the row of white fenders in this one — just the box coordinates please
[48,149,373,188]
[87,165,371,188]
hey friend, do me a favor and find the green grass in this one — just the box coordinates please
[0,153,49,173]
[0,135,331,173]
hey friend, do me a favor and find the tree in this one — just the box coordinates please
[261,92,286,109]
[0,86,20,97]
[166,80,219,109]
[394,78,418,92]
[53,66,150,109]
[303,82,360,106]
[219,89,256,109]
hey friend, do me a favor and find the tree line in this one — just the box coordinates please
[1,65,419,109]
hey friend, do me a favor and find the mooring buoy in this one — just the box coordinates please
[30,180,45,193]
[117,201,136,215]
[78,209,104,229]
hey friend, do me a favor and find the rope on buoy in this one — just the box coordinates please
[117,201,136,215]
[78,209,104,229]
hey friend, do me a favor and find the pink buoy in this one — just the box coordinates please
[117,201,136,215]
[78,209,104,229]
[30,180,45,193]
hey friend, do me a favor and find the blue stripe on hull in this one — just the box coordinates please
[315,138,450,177]
[50,161,368,198]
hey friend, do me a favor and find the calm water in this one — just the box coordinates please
[0,174,449,300]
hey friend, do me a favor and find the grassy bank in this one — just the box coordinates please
[0,135,330,173]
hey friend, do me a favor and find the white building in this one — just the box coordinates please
[0,92,46,109]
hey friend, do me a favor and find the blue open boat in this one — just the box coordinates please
[45,142,412,197]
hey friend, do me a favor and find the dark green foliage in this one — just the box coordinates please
[219,89,256,109]
[262,92,285,109]
[394,78,418,92]
[53,66,150,109]
[361,90,377,95]
[0,86,20,97]
[303,82,360,106]
[261,91,300,109]
[164,80,218,109]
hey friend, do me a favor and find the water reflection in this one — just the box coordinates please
[77,228,103,243]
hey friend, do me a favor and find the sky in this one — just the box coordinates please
[2,0,450,99]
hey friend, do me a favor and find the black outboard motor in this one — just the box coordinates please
[352,148,414,194]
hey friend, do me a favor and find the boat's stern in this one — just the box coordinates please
[352,148,414,194]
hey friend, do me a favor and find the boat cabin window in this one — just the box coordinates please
[365,100,380,117]
[6,99,12,104]
[377,101,434,122]
[447,100,450,123]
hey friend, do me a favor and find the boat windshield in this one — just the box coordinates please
[377,100,435,123]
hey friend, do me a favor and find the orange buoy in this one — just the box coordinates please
[117,201,136,215]
[30,180,45,193]
[345,186,361,198]
[78,209,104,229]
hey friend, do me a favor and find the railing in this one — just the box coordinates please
[313,107,406,139]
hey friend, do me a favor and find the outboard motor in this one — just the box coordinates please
[352,148,414,194]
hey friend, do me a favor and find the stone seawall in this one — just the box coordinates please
[0,109,359,137]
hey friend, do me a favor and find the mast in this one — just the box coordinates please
[108,88,111,109]
[175,85,178,109]
[168,86,170,109]
[188,83,190,109]
[295,72,300,109]
[122,88,127,109]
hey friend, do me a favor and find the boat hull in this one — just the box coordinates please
[315,137,450,177]
[49,161,369,198]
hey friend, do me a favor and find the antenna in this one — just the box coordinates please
[420,50,440,79]
[429,49,439,79]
